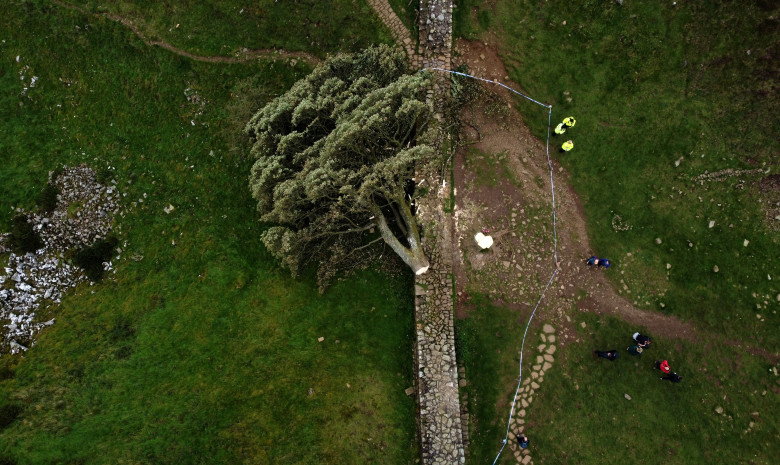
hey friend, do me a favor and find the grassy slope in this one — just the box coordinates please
[62,0,393,57]
[387,0,419,38]
[452,1,780,464]
[0,1,415,463]
[491,0,779,348]
[458,298,779,465]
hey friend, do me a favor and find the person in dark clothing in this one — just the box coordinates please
[661,372,683,383]
[626,344,643,356]
[516,433,530,449]
[632,332,652,348]
[654,360,671,374]
[594,350,619,361]
[586,256,611,269]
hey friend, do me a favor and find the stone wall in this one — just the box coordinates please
[413,1,462,464]
[419,0,453,121]
[413,173,465,465]
[419,0,453,70]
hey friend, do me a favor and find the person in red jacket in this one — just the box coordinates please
[654,359,671,374]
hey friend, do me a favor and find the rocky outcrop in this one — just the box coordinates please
[0,165,122,354]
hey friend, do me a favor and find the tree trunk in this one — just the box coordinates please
[373,205,430,275]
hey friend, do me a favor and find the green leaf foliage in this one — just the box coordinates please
[245,45,434,289]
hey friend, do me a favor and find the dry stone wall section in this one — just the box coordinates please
[413,1,461,464]
[414,176,464,465]
[369,1,462,462]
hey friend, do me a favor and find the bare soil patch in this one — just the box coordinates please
[450,39,697,345]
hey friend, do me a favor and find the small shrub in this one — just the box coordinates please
[96,165,113,184]
[8,215,43,254]
[0,360,15,381]
[37,182,60,213]
[114,345,133,360]
[72,235,119,281]
[66,365,84,381]
[0,403,22,430]
[50,165,64,182]
[66,200,83,218]
[109,315,135,342]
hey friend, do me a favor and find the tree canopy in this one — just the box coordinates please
[245,45,433,290]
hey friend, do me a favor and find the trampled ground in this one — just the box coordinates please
[450,34,779,465]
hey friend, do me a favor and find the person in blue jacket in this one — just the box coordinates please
[516,433,530,449]
[586,256,611,269]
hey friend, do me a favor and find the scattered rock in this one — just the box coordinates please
[317,337,325,342]
[624,393,632,401]
[715,406,724,414]
[1,166,122,354]
[405,386,415,396]
[714,265,719,273]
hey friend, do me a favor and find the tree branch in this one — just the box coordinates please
[389,202,409,237]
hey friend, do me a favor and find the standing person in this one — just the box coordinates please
[632,332,652,348]
[654,359,671,374]
[660,372,683,383]
[594,350,619,361]
[563,116,576,128]
[626,344,644,356]
[561,140,574,152]
[516,433,530,449]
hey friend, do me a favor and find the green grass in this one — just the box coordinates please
[387,0,419,39]
[455,2,780,463]
[453,0,493,40]
[457,295,779,465]
[465,148,522,189]
[0,1,416,463]
[533,312,779,465]
[60,0,393,58]
[474,0,780,349]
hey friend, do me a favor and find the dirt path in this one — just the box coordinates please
[449,39,778,364]
[52,0,321,66]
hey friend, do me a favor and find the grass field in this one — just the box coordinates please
[457,296,779,465]
[0,1,416,463]
[452,1,780,464]
[458,0,780,348]
[57,0,393,58]
[388,0,419,39]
